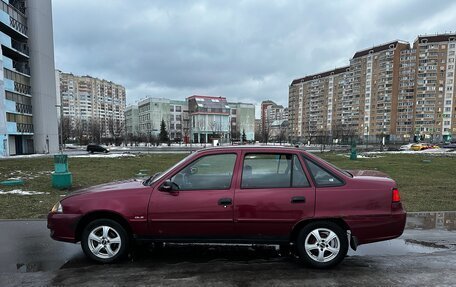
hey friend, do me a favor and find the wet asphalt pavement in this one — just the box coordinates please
[0,216,456,287]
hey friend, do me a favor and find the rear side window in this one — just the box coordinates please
[241,153,310,188]
[304,159,343,187]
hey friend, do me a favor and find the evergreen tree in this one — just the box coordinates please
[241,129,247,143]
[159,119,169,143]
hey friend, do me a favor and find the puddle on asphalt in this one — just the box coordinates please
[9,211,456,273]
[13,239,447,273]
[348,238,446,257]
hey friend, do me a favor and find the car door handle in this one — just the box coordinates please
[291,196,306,204]
[218,198,232,206]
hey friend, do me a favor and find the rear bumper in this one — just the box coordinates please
[47,212,81,243]
[345,210,406,245]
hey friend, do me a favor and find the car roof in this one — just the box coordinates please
[195,145,307,153]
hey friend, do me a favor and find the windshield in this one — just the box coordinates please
[143,153,197,185]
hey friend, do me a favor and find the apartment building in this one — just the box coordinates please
[289,66,349,142]
[228,102,255,141]
[289,33,456,143]
[260,100,288,133]
[0,0,58,155]
[413,35,456,142]
[56,71,126,140]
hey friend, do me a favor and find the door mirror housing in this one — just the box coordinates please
[159,180,179,193]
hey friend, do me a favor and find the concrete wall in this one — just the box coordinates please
[27,0,59,154]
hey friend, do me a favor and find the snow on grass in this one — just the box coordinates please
[70,153,136,158]
[0,189,49,195]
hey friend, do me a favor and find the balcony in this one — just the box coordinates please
[0,32,28,62]
[0,2,27,38]
[4,78,31,95]
[17,123,33,133]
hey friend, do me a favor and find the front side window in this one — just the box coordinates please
[304,159,343,187]
[170,153,236,190]
[241,153,310,188]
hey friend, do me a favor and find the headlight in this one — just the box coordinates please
[51,201,63,213]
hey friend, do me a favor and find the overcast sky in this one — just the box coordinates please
[52,0,456,116]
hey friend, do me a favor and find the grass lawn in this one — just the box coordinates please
[0,152,455,219]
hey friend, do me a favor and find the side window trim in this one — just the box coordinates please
[168,152,238,191]
[291,154,311,188]
[302,156,345,188]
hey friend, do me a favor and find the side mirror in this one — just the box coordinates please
[159,180,179,193]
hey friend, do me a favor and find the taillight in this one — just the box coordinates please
[392,188,401,203]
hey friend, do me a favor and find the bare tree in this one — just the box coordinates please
[60,116,72,146]
[107,118,125,146]
[277,124,288,145]
[262,119,271,144]
[73,118,85,145]
[88,118,103,144]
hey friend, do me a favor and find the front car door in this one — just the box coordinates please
[233,151,315,241]
[148,151,239,239]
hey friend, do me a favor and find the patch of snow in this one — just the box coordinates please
[339,154,383,159]
[365,149,455,155]
[0,189,50,195]
[70,153,136,158]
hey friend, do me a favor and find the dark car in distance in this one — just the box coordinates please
[87,144,110,154]
[48,146,406,268]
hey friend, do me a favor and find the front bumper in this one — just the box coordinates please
[47,212,82,243]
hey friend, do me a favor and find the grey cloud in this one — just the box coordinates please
[52,0,454,108]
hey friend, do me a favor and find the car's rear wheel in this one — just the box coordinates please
[81,219,129,263]
[296,221,348,269]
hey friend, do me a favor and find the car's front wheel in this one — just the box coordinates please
[296,221,348,269]
[81,219,129,263]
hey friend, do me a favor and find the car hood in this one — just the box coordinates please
[347,169,390,178]
[63,179,147,199]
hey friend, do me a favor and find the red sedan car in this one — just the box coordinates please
[48,146,406,268]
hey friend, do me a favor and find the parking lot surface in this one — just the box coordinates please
[0,220,455,286]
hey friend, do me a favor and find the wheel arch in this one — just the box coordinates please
[289,218,351,242]
[75,210,133,242]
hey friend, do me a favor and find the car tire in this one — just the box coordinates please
[296,221,348,269]
[81,219,129,263]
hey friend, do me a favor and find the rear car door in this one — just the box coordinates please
[233,151,315,240]
[148,151,238,238]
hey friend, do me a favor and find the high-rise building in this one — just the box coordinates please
[0,0,58,155]
[260,100,288,133]
[289,33,456,143]
[412,35,456,142]
[56,71,126,141]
